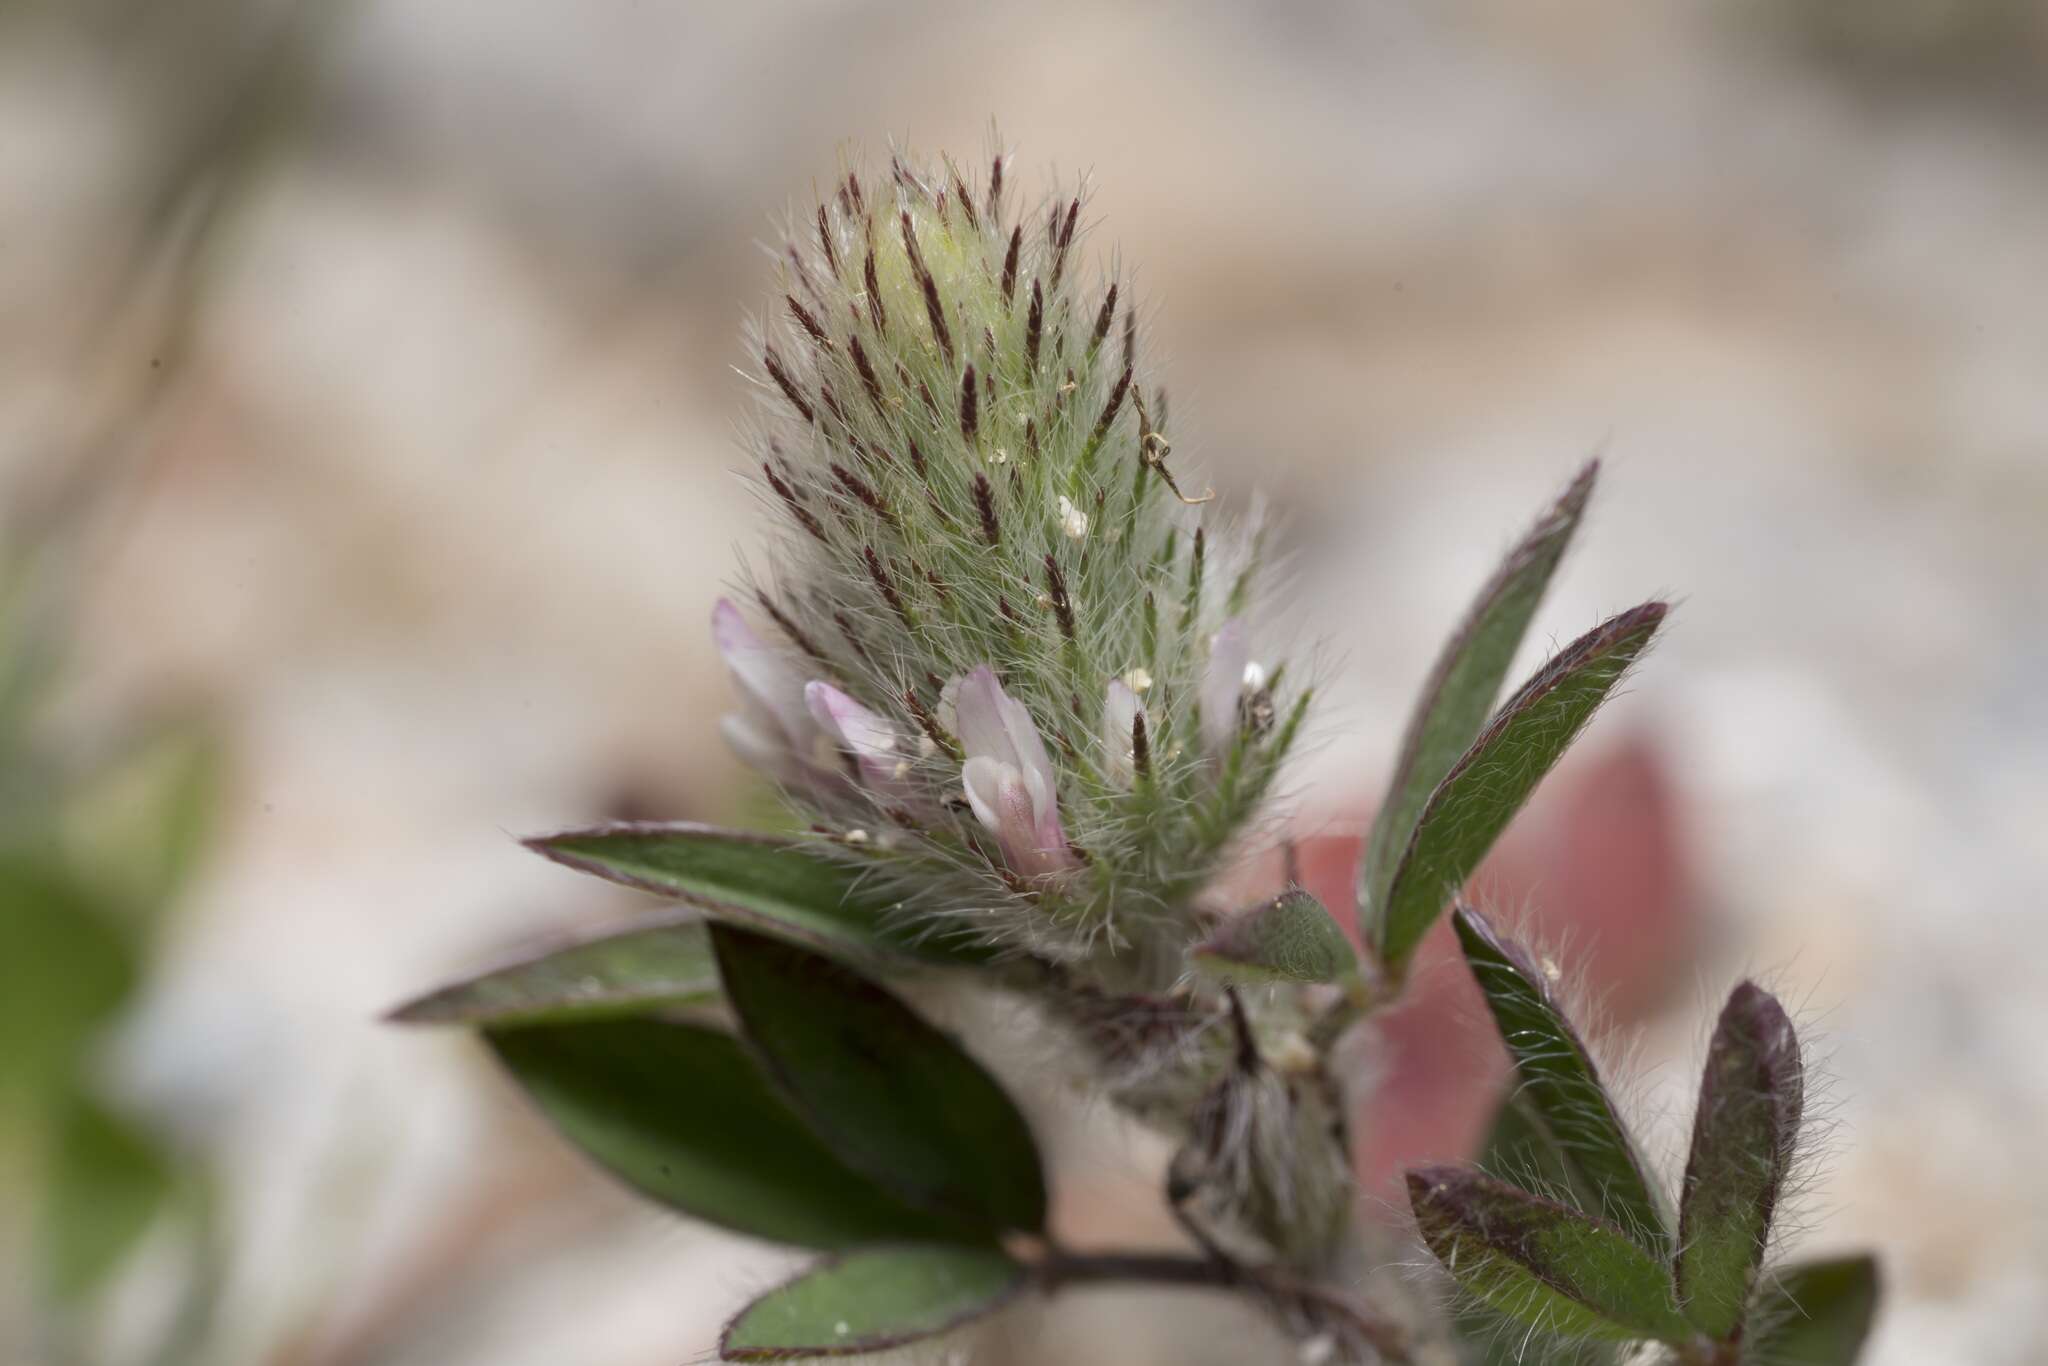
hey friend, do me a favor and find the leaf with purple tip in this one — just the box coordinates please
[1359,461,1596,957]
[1677,982,1806,1339]
[1408,1165,1693,1345]
[1455,906,1671,1251]
[1375,600,1666,977]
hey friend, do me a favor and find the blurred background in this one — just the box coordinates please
[4,1,2045,1362]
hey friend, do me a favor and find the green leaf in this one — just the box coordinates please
[721,1245,1024,1360]
[487,1018,975,1249]
[1462,1093,1628,1366]
[39,1092,176,1302]
[1360,461,1596,957]
[1375,600,1666,976]
[1475,1087,1578,1199]
[525,822,982,965]
[1677,982,1805,1339]
[1409,1165,1693,1345]
[387,911,718,1026]
[1189,888,1358,985]
[1745,1256,1880,1366]
[712,924,1047,1234]
[0,856,137,1119]
[1454,906,1671,1250]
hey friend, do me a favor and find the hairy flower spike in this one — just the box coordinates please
[724,141,1304,964]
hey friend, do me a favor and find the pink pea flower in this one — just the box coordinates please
[712,598,835,785]
[1103,677,1145,785]
[805,681,907,794]
[1201,617,1250,756]
[952,665,1076,879]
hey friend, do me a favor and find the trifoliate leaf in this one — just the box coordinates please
[1677,981,1805,1339]
[1455,906,1671,1251]
[525,821,983,965]
[1408,1165,1692,1345]
[1190,888,1357,985]
[712,923,1047,1234]
[1745,1256,1880,1366]
[387,911,718,1026]
[1359,461,1595,957]
[1375,600,1665,976]
[487,1018,975,1248]
[721,1245,1024,1360]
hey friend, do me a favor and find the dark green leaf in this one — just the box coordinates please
[1376,600,1665,977]
[387,911,717,1026]
[721,1245,1024,1360]
[1360,461,1595,955]
[1409,1165,1692,1345]
[1678,982,1805,1339]
[525,822,982,965]
[1455,906,1671,1250]
[1745,1256,1880,1366]
[1190,888,1358,985]
[712,924,1047,1234]
[39,1092,175,1301]
[487,1018,974,1249]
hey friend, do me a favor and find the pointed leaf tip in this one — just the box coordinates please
[1408,1164,1693,1345]
[1358,460,1598,954]
[1373,599,1666,974]
[1453,905,1672,1252]
[721,1245,1024,1360]
[1676,980,1805,1338]
[1190,888,1357,985]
